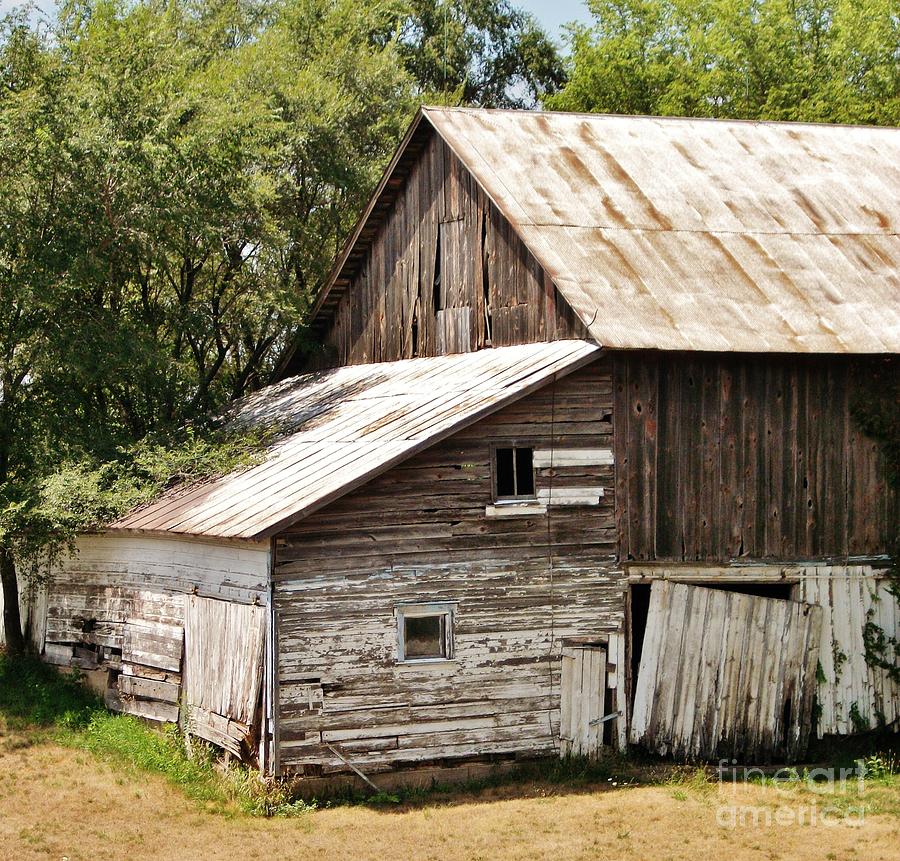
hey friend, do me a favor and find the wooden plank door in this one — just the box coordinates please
[184,596,267,761]
[630,582,822,763]
[560,645,606,757]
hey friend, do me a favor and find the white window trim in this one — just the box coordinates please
[395,602,456,664]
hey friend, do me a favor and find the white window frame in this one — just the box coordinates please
[395,602,456,664]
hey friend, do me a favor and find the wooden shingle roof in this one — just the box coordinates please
[110,340,600,538]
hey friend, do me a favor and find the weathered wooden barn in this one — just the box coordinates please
[11,108,900,778]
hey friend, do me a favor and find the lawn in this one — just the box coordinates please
[1,653,898,861]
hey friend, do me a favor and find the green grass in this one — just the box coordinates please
[0,652,310,817]
[2,651,898,819]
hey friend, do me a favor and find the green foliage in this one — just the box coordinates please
[862,609,900,684]
[832,644,848,682]
[548,0,900,125]
[849,701,869,734]
[864,752,898,780]
[0,649,100,729]
[2,420,279,586]
[383,0,566,107]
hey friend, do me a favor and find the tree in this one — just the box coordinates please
[547,0,900,125]
[382,0,566,107]
[0,0,565,652]
[0,11,111,649]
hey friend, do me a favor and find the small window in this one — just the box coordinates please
[397,604,455,663]
[494,446,535,500]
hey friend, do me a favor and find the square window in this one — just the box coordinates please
[397,604,455,663]
[494,446,535,500]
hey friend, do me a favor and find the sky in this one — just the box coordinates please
[0,0,594,41]
[517,0,592,45]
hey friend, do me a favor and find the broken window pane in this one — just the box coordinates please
[495,446,535,499]
[515,447,535,496]
[404,615,445,659]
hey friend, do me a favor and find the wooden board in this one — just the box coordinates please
[183,596,267,760]
[122,619,184,672]
[797,565,900,735]
[630,582,822,763]
[560,646,606,758]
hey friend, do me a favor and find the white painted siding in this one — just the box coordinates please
[797,565,899,735]
[52,532,270,606]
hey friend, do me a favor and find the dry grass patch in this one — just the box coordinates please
[1,735,899,861]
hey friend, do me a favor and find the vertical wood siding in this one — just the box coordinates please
[797,565,900,735]
[272,359,623,775]
[317,135,587,367]
[614,353,895,562]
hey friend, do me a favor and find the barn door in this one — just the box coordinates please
[560,644,606,757]
[183,596,266,761]
[630,582,822,763]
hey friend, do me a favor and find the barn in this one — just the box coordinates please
[12,108,900,782]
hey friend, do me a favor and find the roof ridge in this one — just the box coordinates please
[421,105,900,132]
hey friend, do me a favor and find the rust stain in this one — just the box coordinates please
[791,188,827,232]
[591,231,681,331]
[594,142,674,231]
[860,204,890,230]
[671,140,703,171]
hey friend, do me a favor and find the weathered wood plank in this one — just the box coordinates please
[631,581,822,762]
[615,354,895,563]
[183,596,266,760]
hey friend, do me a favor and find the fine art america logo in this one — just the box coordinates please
[715,760,870,828]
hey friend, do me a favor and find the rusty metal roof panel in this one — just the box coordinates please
[110,340,601,538]
[422,108,900,354]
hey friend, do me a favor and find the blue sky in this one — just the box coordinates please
[518,0,592,45]
[1,0,594,41]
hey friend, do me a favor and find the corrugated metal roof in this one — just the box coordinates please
[320,108,900,353]
[111,340,600,538]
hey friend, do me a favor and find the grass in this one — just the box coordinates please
[1,650,898,819]
[0,652,309,817]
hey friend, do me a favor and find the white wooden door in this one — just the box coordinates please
[560,645,606,757]
[630,582,822,763]
[184,596,266,760]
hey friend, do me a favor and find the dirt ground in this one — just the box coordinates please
[1,741,898,861]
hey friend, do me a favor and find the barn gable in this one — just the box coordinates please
[294,107,900,371]
[291,119,588,371]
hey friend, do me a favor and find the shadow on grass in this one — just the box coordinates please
[0,650,100,731]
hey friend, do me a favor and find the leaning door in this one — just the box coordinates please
[630,582,822,763]
[183,596,266,761]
